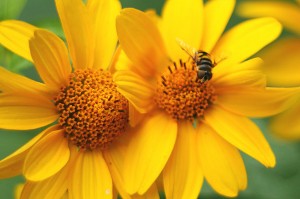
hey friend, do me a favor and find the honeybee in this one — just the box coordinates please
[177,39,215,82]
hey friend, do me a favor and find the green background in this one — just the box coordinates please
[1,0,300,198]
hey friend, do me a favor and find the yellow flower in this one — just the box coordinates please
[114,0,300,198]
[238,1,300,140]
[0,0,147,198]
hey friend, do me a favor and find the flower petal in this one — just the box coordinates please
[131,184,160,199]
[216,87,300,118]
[123,111,177,195]
[237,1,300,35]
[270,103,300,140]
[197,123,247,197]
[0,93,58,130]
[70,150,112,199]
[105,137,160,199]
[116,8,168,78]
[213,57,265,91]
[87,0,121,70]
[161,0,203,60]
[129,104,146,127]
[201,0,235,52]
[61,192,68,199]
[163,121,203,199]
[21,166,69,199]
[0,67,49,96]
[114,70,155,113]
[55,0,94,69]
[103,137,130,199]
[212,17,282,65]
[24,129,70,181]
[113,47,133,72]
[29,29,72,90]
[260,38,300,87]
[0,20,37,62]
[205,105,275,167]
[15,184,23,199]
[0,125,59,178]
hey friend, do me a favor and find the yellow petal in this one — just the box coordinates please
[237,1,300,35]
[61,192,68,199]
[201,0,235,52]
[260,38,300,87]
[70,150,112,199]
[0,125,59,178]
[29,29,72,90]
[0,20,37,62]
[24,129,70,181]
[163,121,203,199]
[129,103,146,127]
[270,102,300,140]
[161,0,203,60]
[131,183,160,199]
[15,184,23,199]
[116,8,168,78]
[213,56,263,79]
[123,111,177,194]
[0,67,49,96]
[197,123,247,197]
[21,166,69,199]
[212,17,282,66]
[103,137,130,199]
[216,87,300,118]
[105,137,160,199]
[87,0,121,70]
[0,94,58,130]
[205,105,275,167]
[113,47,132,72]
[55,0,94,69]
[213,57,265,91]
[114,70,155,113]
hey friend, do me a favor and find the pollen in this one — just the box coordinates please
[155,60,216,122]
[53,69,129,151]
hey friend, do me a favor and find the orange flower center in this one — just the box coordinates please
[155,60,216,122]
[53,69,129,151]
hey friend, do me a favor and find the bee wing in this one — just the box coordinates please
[214,53,228,65]
[176,38,197,58]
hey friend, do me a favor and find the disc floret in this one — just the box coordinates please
[155,61,216,122]
[54,69,129,151]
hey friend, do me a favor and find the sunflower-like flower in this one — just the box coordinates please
[0,0,147,198]
[113,0,300,198]
[238,0,300,140]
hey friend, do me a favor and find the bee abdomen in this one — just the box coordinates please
[198,57,213,66]
[198,64,212,72]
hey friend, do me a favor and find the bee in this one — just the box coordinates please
[177,39,216,82]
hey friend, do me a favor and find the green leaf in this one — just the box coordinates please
[0,0,27,20]
[0,46,33,73]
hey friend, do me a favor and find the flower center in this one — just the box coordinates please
[53,69,129,151]
[155,60,216,122]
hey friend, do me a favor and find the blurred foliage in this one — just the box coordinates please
[0,46,32,73]
[0,0,27,20]
[0,0,300,199]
